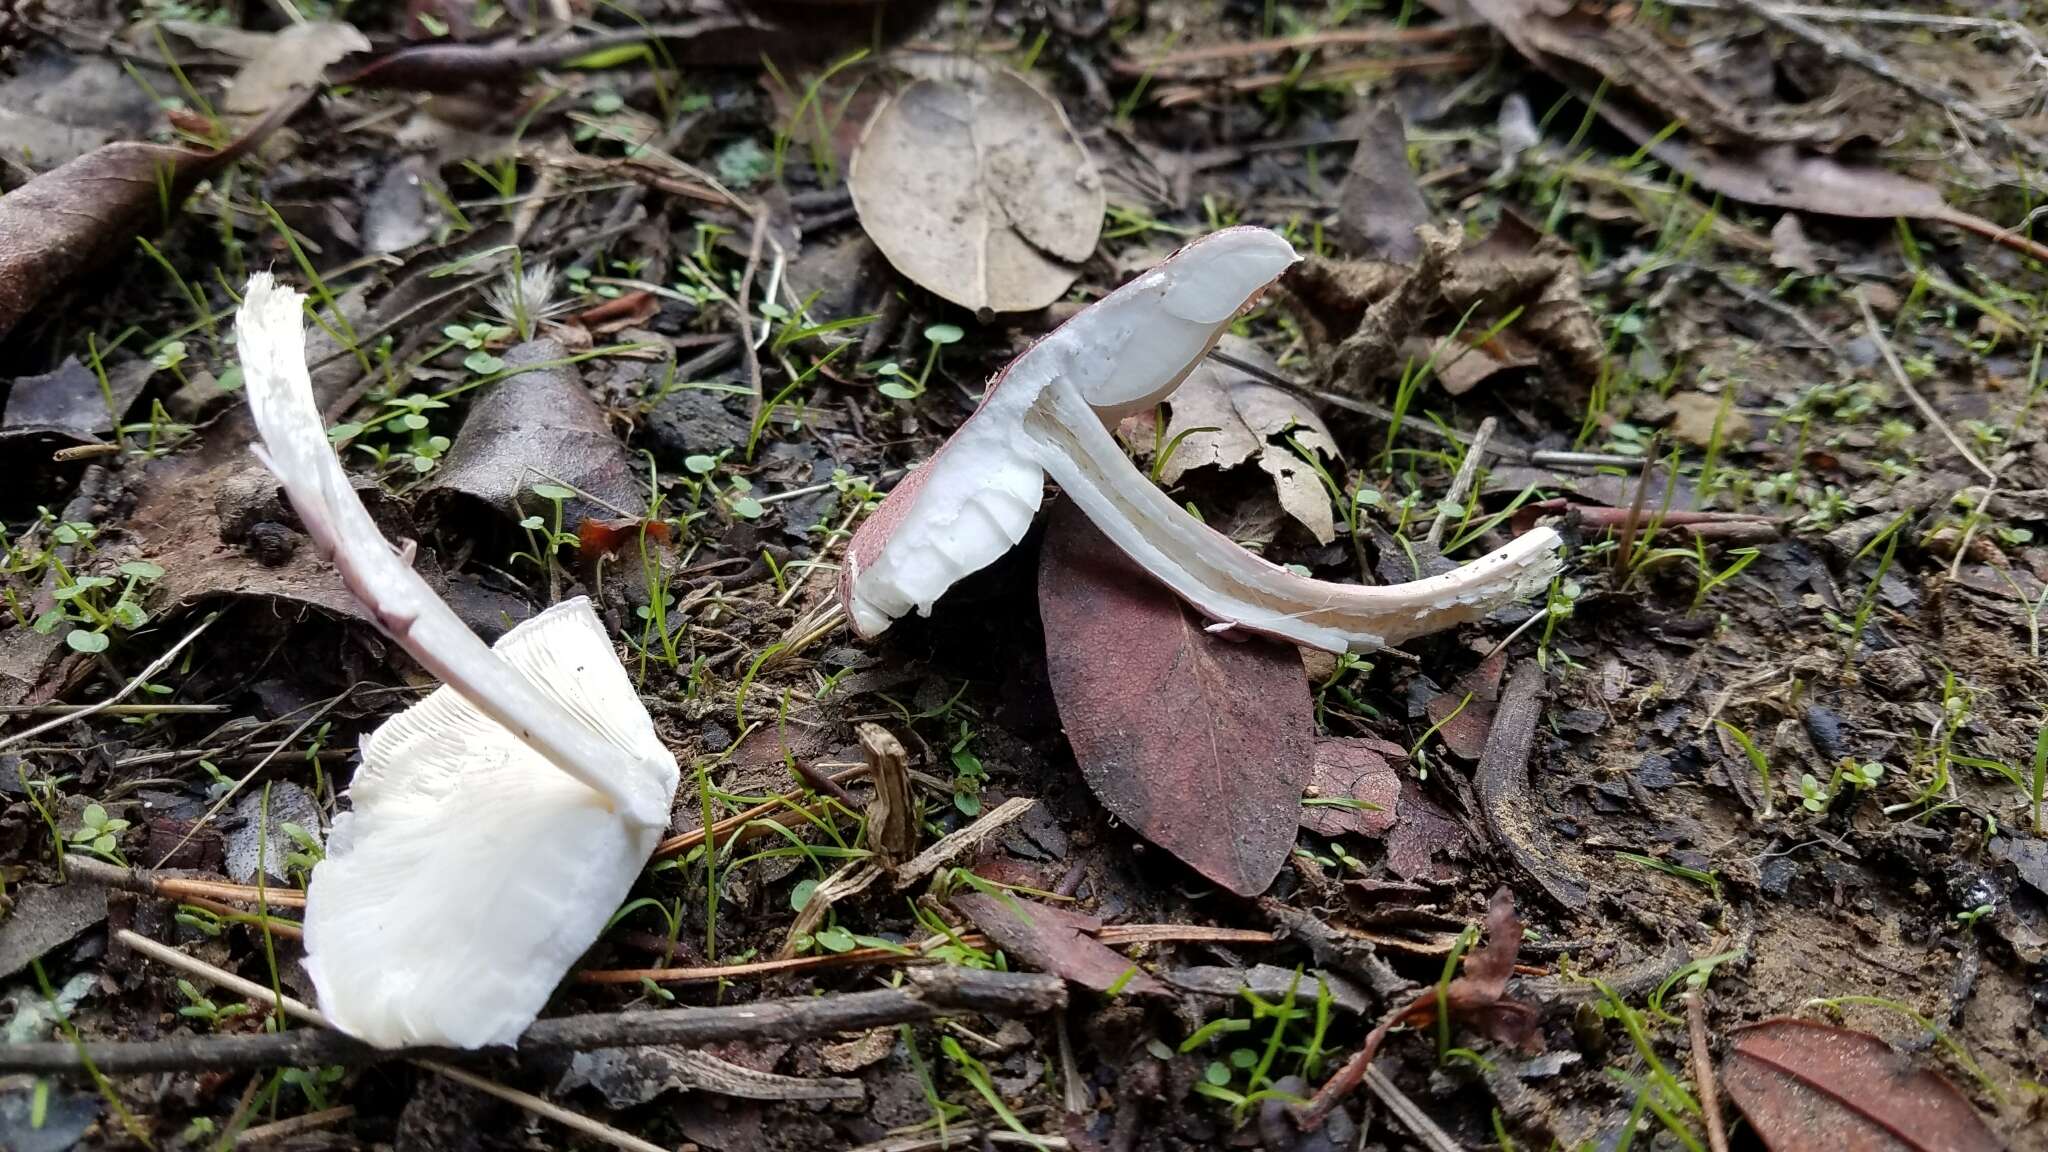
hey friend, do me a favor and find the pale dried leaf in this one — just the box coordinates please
[1260,450,1336,545]
[1161,338,1340,542]
[223,22,370,119]
[850,64,1103,313]
[1157,364,1259,485]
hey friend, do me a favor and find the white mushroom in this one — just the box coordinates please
[839,227,1563,654]
[235,275,678,1049]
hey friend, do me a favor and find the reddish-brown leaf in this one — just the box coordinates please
[0,101,301,340]
[1723,1018,2003,1152]
[1038,501,1314,897]
[578,517,671,557]
[951,892,1169,998]
[1301,738,1401,839]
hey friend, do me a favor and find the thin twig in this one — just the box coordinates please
[6,939,1064,1075]
[234,1105,354,1147]
[0,702,228,716]
[99,931,696,1152]
[153,685,359,869]
[65,853,308,908]
[0,613,216,752]
[1362,1066,1463,1152]
[735,206,768,422]
[1110,22,1469,72]
[893,796,1038,889]
[1853,287,1995,482]
[1687,991,1731,1152]
[1950,479,1998,581]
[1426,416,1494,548]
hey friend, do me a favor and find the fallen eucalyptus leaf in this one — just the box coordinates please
[1037,501,1313,897]
[1723,1018,2001,1152]
[0,99,301,340]
[951,891,1169,997]
[850,64,1103,313]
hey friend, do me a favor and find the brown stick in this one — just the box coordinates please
[0,960,1065,1075]
[1111,23,1470,73]
[64,854,309,909]
[1687,991,1732,1152]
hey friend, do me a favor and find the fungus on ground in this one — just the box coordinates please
[838,227,1563,654]
[236,275,677,1049]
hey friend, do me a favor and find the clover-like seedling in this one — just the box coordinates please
[236,275,678,1049]
[838,227,1563,654]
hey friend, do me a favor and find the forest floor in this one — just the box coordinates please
[2,0,2047,1149]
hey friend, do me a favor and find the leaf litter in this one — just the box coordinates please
[3,0,2047,1147]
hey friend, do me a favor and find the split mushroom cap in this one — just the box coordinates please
[236,275,678,1049]
[305,597,672,1048]
[839,227,1563,654]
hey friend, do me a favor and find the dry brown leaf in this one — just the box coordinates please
[850,64,1103,314]
[1037,501,1314,897]
[1160,338,1341,543]
[1723,1018,2003,1152]
[0,101,300,340]
[422,340,640,529]
[1336,103,1432,263]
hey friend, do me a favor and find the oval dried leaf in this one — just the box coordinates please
[1037,501,1313,896]
[1723,1018,2003,1152]
[850,65,1103,313]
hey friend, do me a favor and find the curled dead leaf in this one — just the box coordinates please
[1300,888,1538,1125]
[850,64,1104,314]
[1723,1018,2002,1152]
[0,99,302,340]
[1160,338,1341,543]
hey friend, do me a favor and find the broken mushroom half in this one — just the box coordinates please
[839,227,1564,654]
[236,275,678,1049]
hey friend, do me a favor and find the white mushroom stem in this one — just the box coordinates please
[236,274,669,829]
[838,226,1563,653]
[1025,377,1561,651]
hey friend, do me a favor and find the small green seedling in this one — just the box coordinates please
[176,979,252,1029]
[1716,720,1774,819]
[1798,773,1831,814]
[68,803,130,865]
[877,323,963,401]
